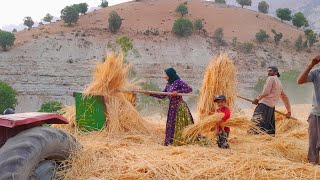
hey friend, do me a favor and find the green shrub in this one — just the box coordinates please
[23,16,34,29]
[101,0,108,7]
[60,6,79,26]
[215,0,226,4]
[108,11,122,33]
[78,3,89,15]
[255,30,269,43]
[271,29,283,45]
[116,36,133,54]
[194,19,204,34]
[38,101,63,113]
[236,0,252,8]
[276,8,292,22]
[295,35,303,51]
[232,37,238,48]
[240,42,254,53]
[172,18,193,37]
[283,39,291,47]
[43,13,53,23]
[258,1,269,14]
[175,3,188,17]
[144,28,160,36]
[304,29,318,48]
[0,81,17,113]
[213,28,226,46]
[292,12,308,28]
[0,31,15,51]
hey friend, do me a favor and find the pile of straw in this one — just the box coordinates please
[182,113,224,142]
[182,114,254,142]
[67,53,152,135]
[54,52,320,179]
[84,53,129,96]
[275,112,303,134]
[57,112,319,179]
[197,54,237,119]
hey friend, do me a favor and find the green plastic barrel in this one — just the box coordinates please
[74,92,106,131]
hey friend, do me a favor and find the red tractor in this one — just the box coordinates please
[0,112,80,180]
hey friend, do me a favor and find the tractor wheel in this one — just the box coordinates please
[0,127,80,180]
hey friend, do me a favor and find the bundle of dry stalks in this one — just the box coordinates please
[84,53,129,96]
[182,114,254,142]
[72,53,153,135]
[182,113,224,141]
[58,111,319,179]
[197,54,237,120]
[275,112,303,134]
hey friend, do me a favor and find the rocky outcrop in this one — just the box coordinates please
[0,31,312,112]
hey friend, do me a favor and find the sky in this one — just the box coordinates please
[0,0,131,31]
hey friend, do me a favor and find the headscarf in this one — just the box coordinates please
[164,68,180,84]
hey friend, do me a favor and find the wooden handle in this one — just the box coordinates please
[237,95,254,103]
[237,95,299,121]
[117,89,198,97]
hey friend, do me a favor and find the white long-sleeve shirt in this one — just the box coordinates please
[256,76,291,112]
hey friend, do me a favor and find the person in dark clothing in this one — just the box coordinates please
[250,66,291,135]
[297,55,320,165]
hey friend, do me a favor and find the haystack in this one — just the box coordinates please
[62,53,153,135]
[197,54,237,120]
[57,113,318,179]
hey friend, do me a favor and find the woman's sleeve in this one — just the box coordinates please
[176,80,193,93]
[150,86,168,99]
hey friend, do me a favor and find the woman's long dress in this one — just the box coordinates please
[151,79,194,146]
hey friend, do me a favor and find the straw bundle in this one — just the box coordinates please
[84,53,128,96]
[222,116,254,129]
[182,114,254,142]
[182,113,224,141]
[275,112,303,134]
[104,95,152,134]
[197,54,237,120]
[72,53,153,135]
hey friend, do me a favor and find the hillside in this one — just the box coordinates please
[13,0,306,45]
[0,0,318,112]
[222,0,320,32]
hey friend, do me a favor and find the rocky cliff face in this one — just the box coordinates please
[0,30,313,112]
[1,0,318,112]
[0,33,105,112]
